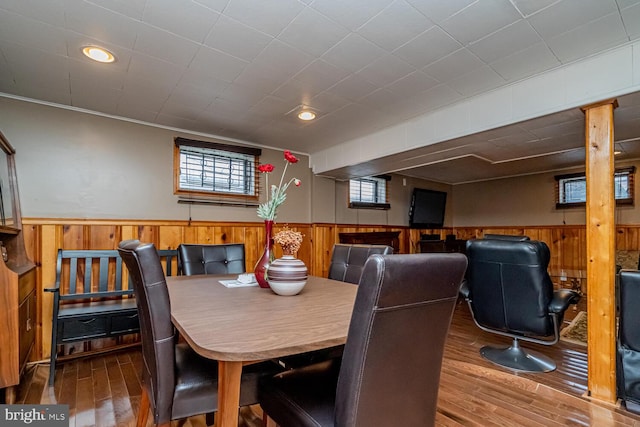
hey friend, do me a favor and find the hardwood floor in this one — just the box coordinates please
[9,300,640,426]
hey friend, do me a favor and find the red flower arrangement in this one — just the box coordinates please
[257,150,301,220]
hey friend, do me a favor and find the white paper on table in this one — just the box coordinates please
[218,279,258,288]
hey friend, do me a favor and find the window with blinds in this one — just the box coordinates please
[173,137,261,202]
[349,176,391,209]
[555,166,635,208]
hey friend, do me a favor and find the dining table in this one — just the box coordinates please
[166,274,358,427]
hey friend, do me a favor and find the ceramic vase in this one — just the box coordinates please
[254,220,274,288]
[266,255,308,296]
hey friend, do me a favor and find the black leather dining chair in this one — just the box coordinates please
[177,243,246,276]
[617,269,640,414]
[328,243,393,284]
[117,240,278,427]
[461,237,580,373]
[259,253,467,427]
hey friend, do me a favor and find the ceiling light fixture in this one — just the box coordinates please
[82,46,115,63]
[297,110,316,121]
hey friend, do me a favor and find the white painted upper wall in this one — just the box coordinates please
[310,41,640,175]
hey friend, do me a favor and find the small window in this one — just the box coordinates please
[174,137,261,202]
[555,166,635,208]
[349,176,390,210]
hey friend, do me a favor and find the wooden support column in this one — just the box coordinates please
[584,99,617,403]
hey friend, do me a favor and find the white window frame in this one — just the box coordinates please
[349,176,390,210]
[555,166,635,208]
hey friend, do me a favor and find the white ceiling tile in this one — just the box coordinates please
[357,54,416,87]
[142,0,220,43]
[621,4,640,40]
[293,60,351,93]
[447,66,506,96]
[0,0,66,26]
[193,0,231,12]
[204,15,273,62]
[528,0,619,39]
[358,88,407,110]
[277,7,349,57]
[468,20,542,63]
[184,46,248,83]
[321,33,385,73]
[158,101,205,121]
[0,11,67,56]
[70,83,121,114]
[357,0,434,51]
[252,40,315,80]
[249,95,297,120]
[69,57,126,92]
[232,64,284,94]
[115,102,159,123]
[311,0,394,31]
[412,84,464,111]
[422,48,485,82]
[546,12,628,63]
[510,0,559,17]
[490,42,560,81]
[81,0,147,20]
[127,52,185,87]
[134,24,200,66]
[325,74,378,101]
[309,91,351,113]
[167,81,225,110]
[224,0,305,37]
[439,0,521,45]
[392,26,462,68]
[218,83,269,107]
[64,0,139,49]
[1,42,69,88]
[618,0,640,8]
[404,0,476,23]
[385,70,439,96]
[15,82,71,105]
[271,79,320,105]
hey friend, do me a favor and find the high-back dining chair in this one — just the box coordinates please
[259,253,467,427]
[328,243,393,284]
[118,240,278,427]
[177,243,245,276]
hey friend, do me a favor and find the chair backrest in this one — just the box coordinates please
[619,270,640,351]
[118,240,176,423]
[465,238,554,336]
[335,253,467,426]
[54,249,128,300]
[178,243,245,276]
[328,243,393,284]
[483,234,530,241]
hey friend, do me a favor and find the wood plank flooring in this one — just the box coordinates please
[9,300,640,426]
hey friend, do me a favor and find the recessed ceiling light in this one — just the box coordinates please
[82,46,115,63]
[297,110,316,121]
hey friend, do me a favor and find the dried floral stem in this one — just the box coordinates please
[273,226,303,255]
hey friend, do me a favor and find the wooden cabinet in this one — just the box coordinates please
[0,131,36,403]
[339,231,401,253]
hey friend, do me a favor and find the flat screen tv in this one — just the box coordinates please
[409,188,447,229]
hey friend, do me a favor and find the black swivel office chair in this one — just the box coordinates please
[461,237,580,373]
[259,253,467,427]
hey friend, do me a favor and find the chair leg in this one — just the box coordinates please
[480,338,556,373]
[137,388,151,427]
[263,413,278,427]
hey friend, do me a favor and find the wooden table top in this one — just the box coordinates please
[166,275,358,362]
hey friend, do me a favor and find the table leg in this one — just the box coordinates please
[216,360,243,427]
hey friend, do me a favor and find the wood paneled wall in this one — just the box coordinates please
[21,218,640,362]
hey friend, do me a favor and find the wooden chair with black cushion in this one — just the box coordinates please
[177,243,245,276]
[259,253,468,427]
[118,240,279,427]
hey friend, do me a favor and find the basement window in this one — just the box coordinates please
[349,175,391,210]
[174,137,261,203]
[555,166,635,208]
